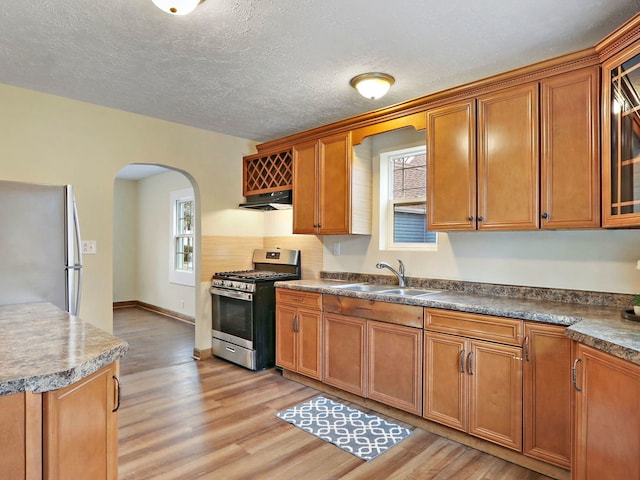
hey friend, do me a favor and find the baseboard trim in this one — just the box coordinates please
[281,370,570,480]
[193,348,212,361]
[113,300,195,324]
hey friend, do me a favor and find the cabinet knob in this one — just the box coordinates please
[541,212,549,219]
[468,216,474,222]
[477,216,484,222]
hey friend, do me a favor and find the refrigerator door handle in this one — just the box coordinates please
[66,186,83,316]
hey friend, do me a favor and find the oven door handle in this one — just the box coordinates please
[210,287,253,302]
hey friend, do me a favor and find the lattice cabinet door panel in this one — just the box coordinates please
[243,150,293,196]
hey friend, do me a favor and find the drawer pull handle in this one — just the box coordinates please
[226,346,236,353]
[572,358,582,392]
[523,335,530,361]
[459,349,466,373]
[467,351,474,375]
[112,375,121,413]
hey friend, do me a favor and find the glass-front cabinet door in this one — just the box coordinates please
[603,41,640,227]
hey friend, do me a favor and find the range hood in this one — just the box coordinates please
[239,190,292,210]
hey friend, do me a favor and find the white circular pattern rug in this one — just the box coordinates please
[276,396,413,461]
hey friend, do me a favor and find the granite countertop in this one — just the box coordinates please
[275,279,640,366]
[0,302,129,396]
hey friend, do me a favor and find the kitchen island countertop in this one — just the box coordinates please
[276,279,640,366]
[0,302,129,395]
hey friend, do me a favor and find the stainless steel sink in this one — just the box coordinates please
[379,288,441,296]
[332,284,440,296]
[332,283,394,292]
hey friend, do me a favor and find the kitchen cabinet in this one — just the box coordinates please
[428,68,599,231]
[275,289,322,380]
[572,343,640,480]
[43,362,120,480]
[0,363,120,480]
[367,321,423,415]
[427,83,538,231]
[540,67,600,229]
[523,322,572,468]
[242,148,292,196]
[323,313,367,396]
[602,38,640,227]
[0,392,41,480]
[292,132,371,235]
[322,295,423,414]
[424,309,523,451]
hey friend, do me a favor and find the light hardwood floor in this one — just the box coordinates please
[114,307,552,480]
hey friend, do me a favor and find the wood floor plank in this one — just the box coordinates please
[115,307,555,480]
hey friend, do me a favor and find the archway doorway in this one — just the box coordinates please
[113,163,199,373]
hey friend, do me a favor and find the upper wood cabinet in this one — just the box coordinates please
[602,38,640,227]
[427,67,600,231]
[477,83,540,230]
[541,67,600,229]
[242,149,293,196]
[427,83,539,231]
[292,132,371,235]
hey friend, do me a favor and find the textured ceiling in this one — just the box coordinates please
[0,1,638,143]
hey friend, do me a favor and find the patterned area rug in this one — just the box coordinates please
[275,396,413,461]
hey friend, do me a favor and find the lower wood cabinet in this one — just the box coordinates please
[0,362,120,480]
[424,309,523,451]
[43,362,120,480]
[275,289,323,380]
[523,322,572,468]
[573,343,640,480]
[322,301,423,415]
[423,330,523,451]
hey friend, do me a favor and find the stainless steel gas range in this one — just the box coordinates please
[210,248,301,370]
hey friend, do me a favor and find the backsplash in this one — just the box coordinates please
[321,271,635,309]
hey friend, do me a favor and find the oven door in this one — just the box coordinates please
[211,287,254,349]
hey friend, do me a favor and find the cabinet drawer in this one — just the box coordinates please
[323,294,423,328]
[276,289,322,310]
[425,308,523,346]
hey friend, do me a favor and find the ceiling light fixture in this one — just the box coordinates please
[350,72,395,100]
[152,0,203,15]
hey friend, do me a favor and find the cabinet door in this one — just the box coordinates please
[426,99,477,231]
[367,321,422,415]
[573,344,640,480]
[275,304,297,371]
[297,308,323,380]
[292,140,319,234]
[602,42,640,227]
[541,67,600,229]
[323,313,366,396]
[523,323,572,468]
[468,340,523,451]
[423,331,467,431]
[0,391,41,480]
[43,363,119,480]
[318,133,351,234]
[477,83,539,230]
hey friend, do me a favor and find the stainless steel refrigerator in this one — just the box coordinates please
[0,180,83,315]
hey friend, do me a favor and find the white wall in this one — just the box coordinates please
[0,83,258,350]
[113,179,138,302]
[321,128,640,294]
[135,171,195,317]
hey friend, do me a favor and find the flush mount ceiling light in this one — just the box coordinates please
[152,0,203,15]
[350,72,395,100]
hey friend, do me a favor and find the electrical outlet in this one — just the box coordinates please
[82,240,97,255]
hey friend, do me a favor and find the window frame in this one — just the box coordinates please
[379,145,437,252]
[169,188,195,287]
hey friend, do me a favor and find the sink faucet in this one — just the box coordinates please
[376,259,407,287]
